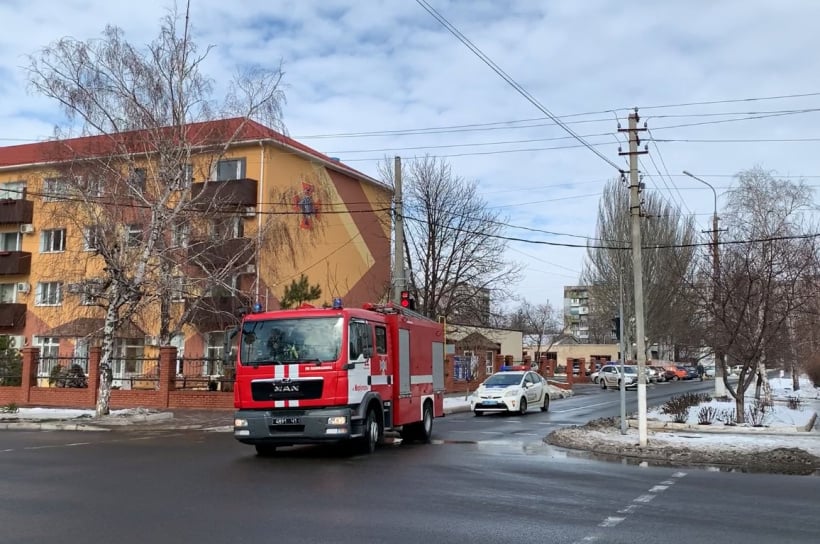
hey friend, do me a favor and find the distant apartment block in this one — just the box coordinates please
[563,285,591,343]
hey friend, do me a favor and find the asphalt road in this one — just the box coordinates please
[1,380,817,544]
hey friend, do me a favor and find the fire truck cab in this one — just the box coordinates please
[232,300,446,456]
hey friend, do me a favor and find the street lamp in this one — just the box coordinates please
[682,170,725,397]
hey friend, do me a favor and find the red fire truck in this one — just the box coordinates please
[232,299,446,456]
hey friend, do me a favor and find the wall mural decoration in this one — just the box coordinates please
[293,181,320,229]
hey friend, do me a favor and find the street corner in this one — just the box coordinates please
[544,420,820,475]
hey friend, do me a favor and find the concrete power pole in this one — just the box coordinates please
[619,111,648,446]
[392,156,405,304]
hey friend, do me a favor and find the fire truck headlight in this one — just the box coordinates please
[234,418,248,428]
[327,416,347,425]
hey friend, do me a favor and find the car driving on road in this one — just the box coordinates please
[470,370,550,416]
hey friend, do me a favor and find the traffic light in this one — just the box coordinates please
[400,290,415,310]
[611,316,621,341]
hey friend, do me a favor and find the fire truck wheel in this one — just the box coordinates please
[254,444,278,457]
[359,408,380,454]
[400,402,433,443]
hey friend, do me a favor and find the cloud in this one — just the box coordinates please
[2,0,820,311]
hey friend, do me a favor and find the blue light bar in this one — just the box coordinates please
[332,298,343,309]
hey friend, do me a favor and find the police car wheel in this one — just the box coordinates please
[474,410,483,417]
[518,398,528,415]
[540,394,550,412]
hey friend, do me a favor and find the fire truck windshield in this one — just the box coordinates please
[240,317,343,365]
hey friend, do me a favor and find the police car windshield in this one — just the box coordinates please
[483,373,523,387]
[240,317,343,365]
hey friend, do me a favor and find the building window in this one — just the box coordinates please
[0,232,21,252]
[125,224,143,247]
[171,222,188,248]
[83,226,103,251]
[0,283,16,303]
[40,229,67,253]
[0,181,26,200]
[42,178,71,202]
[210,216,243,239]
[215,158,246,181]
[171,276,186,302]
[36,282,63,306]
[35,336,60,377]
[205,332,225,376]
[129,168,147,193]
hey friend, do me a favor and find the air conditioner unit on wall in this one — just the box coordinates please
[7,335,25,349]
[16,282,30,294]
[19,224,34,234]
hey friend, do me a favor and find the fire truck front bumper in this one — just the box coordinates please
[233,408,355,446]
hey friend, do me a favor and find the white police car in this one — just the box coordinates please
[470,369,550,416]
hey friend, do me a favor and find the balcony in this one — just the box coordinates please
[0,302,26,329]
[0,199,34,225]
[187,237,255,272]
[0,251,32,275]
[187,295,252,331]
[190,178,258,208]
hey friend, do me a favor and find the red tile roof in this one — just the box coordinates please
[0,117,380,186]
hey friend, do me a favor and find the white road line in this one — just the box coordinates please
[649,485,669,493]
[617,504,640,514]
[599,516,625,527]
[660,480,676,485]
[633,494,656,503]
[672,472,688,478]
[65,442,91,447]
[479,431,504,435]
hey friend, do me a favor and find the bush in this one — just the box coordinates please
[697,406,718,425]
[0,338,22,387]
[746,400,768,426]
[717,408,737,426]
[786,396,802,410]
[1,402,19,414]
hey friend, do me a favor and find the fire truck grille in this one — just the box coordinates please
[251,379,324,401]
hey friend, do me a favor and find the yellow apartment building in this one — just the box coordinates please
[0,118,392,384]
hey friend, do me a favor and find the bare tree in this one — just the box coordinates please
[26,6,287,415]
[582,178,700,359]
[713,167,817,423]
[379,155,521,323]
[508,300,563,357]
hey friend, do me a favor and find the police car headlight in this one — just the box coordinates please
[504,389,520,398]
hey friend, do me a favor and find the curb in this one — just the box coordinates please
[0,421,111,432]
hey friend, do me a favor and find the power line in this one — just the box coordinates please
[415,0,624,172]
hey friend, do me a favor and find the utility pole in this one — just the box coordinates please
[618,268,627,435]
[392,156,405,304]
[682,171,723,397]
[619,110,648,446]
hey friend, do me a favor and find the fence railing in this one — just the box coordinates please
[38,356,90,378]
[175,357,234,391]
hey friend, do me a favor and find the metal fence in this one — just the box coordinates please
[109,357,160,390]
[175,357,234,391]
[38,356,90,378]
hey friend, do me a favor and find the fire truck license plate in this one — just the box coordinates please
[273,417,300,425]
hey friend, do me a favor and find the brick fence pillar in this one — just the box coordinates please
[158,346,178,408]
[20,347,39,404]
[494,354,504,373]
[87,347,101,407]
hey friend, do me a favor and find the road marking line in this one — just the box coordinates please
[599,516,625,527]
[479,431,504,435]
[649,485,669,493]
[672,472,687,478]
[660,480,675,485]
[633,494,656,503]
[65,442,91,447]
[552,400,618,413]
[617,504,640,514]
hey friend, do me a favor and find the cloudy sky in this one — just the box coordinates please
[2,0,820,313]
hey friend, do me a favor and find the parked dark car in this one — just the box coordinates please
[682,366,700,380]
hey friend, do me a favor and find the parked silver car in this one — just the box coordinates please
[600,365,639,390]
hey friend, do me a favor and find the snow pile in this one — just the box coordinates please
[2,407,157,420]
